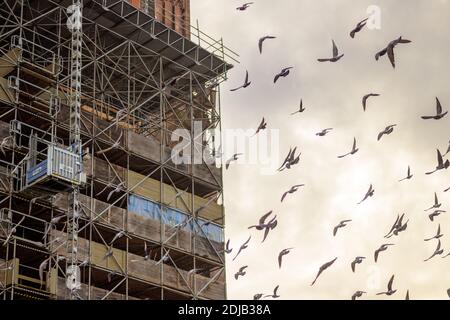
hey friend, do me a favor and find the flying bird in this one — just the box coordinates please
[424,192,441,211]
[236,3,253,11]
[350,18,369,38]
[280,184,305,202]
[357,184,375,205]
[109,230,130,246]
[421,97,448,120]
[277,147,301,171]
[316,128,333,137]
[405,290,410,300]
[2,216,26,246]
[429,210,446,222]
[384,213,408,238]
[232,236,251,261]
[264,285,280,299]
[274,67,293,83]
[374,244,395,262]
[375,36,411,68]
[261,216,278,243]
[424,239,444,261]
[338,137,359,158]
[425,149,449,175]
[253,293,264,300]
[377,275,397,296]
[377,124,397,141]
[445,186,450,193]
[42,215,65,240]
[333,219,352,236]
[291,99,306,115]
[399,166,413,182]
[234,266,248,280]
[253,117,267,136]
[278,248,293,269]
[351,290,366,300]
[424,224,443,241]
[258,36,276,54]
[318,40,344,62]
[106,181,125,201]
[225,153,243,170]
[311,257,338,286]
[223,239,232,254]
[351,256,366,273]
[362,93,380,112]
[0,136,14,156]
[248,211,274,230]
[230,70,251,91]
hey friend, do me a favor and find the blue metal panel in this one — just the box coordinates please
[26,159,48,185]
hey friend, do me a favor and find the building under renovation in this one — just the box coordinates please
[0,0,237,300]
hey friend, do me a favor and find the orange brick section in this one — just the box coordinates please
[155,0,190,38]
[128,0,141,9]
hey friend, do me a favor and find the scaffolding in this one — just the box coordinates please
[0,0,237,300]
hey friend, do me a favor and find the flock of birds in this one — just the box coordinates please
[224,2,450,300]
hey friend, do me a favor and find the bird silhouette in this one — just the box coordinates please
[338,137,359,158]
[375,36,411,68]
[234,266,248,280]
[424,224,443,241]
[424,192,441,211]
[399,166,413,182]
[280,184,305,202]
[258,36,276,54]
[429,210,446,222]
[274,67,293,83]
[318,40,344,62]
[316,128,333,137]
[333,219,352,236]
[291,99,306,115]
[377,275,397,296]
[374,244,395,262]
[377,124,397,141]
[232,236,251,261]
[350,18,369,38]
[426,149,449,175]
[253,117,267,136]
[358,184,375,205]
[351,256,366,273]
[225,153,243,170]
[230,70,251,91]
[351,290,366,300]
[278,248,293,269]
[362,93,380,111]
[264,285,280,299]
[424,239,444,261]
[311,257,338,286]
[236,3,253,11]
[421,97,448,120]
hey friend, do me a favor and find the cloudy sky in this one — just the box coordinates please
[191,0,450,299]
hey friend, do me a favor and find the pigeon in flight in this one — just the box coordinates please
[333,219,352,236]
[351,290,366,300]
[377,124,397,141]
[236,3,253,11]
[374,244,395,262]
[278,147,301,171]
[230,70,251,91]
[350,18,369,38]
[261,215,278,243]
[337,137,359,158]
[357,184,375,205]
[253,117,267,136]
[405,290,410,300]
[424,224,443,241]
[424,239,444,261]
[274,67,293,83]
[278,248,293,269]
[421,97,448,120]
[234,266,248,280]
[316,128,333,137]
[424,192,441,211]
[225,153,243,170]
[0,136,14,156]
[384,213,408,238]
[223,239,233,254]
[258,36,276,54]
[248,211,274,230]
[291,99,306,115]
[318,40,344,62]
[280,184,305,202]
[232,236,251,261]
[377,275,397,296]
[311,257,338,286]
[425,149,449,175]
[362,93,380,111]
[264,285,280,299]
[429,210,446,222]
[110,230,130,246]
[253,293,264,300]
[399,166,413,182]
[351,256,366,273]
[445,186,450,193]
[375,36,411,68]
